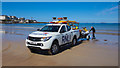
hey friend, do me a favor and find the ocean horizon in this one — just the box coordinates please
[1,23,119,31]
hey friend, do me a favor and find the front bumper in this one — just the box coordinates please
[27,46,50,54]
[26,39,53,50]
[27,46,49,51]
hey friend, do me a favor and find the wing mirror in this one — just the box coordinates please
[37,29,40,31]
[60,30,64,33]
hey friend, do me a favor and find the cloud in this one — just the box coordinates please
[97,6,118,15]
[109,6,118,11]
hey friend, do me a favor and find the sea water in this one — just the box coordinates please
[1,23,119,32]
[1,23,119,45]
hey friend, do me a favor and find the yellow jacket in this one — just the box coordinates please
[76,26,78,29]
[83,28,88,32]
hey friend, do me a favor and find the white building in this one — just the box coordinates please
[25,19,30,23]
[33,20,37,23]
[0,15,12,23]
[0,15,37,24]
[0,15,9,20]
[19,17,26,23]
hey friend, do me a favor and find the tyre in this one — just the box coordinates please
[29,48,37,53]
[72,37,77,46]
[29,49,34,53]
[87,35,90,40]
[49,41,59,55]
[28,47,34,53]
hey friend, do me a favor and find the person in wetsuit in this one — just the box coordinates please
[90,26,96,39]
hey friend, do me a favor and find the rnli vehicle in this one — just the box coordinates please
[26,17,81,55]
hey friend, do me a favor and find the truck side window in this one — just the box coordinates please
[67,25,71,31]
[60,26,66,33]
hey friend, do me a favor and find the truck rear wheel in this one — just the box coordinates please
[72,37,77,46]
[49,41,59,55]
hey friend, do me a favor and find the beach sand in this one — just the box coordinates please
[1,26,118,66]
[2,35,118,66]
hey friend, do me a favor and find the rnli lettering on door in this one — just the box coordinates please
[62,34,71,43]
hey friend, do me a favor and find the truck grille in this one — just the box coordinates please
[27,42,43,46]
[28,36,41,41]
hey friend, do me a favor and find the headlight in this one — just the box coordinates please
[41,36,52,42]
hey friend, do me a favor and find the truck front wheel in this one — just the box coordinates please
[49,41,59,55]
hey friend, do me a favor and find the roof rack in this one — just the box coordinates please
[50,17,79,24]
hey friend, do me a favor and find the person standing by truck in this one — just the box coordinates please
[90,26,96,39]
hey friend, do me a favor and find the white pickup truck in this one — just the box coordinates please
[26,24,80,55]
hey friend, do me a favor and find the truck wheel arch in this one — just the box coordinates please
[71,35,77,46]
[49,39,60,55]
[73,35,77,39]
[53,39,59,45]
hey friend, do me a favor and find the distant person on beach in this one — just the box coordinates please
[90,26,96,39]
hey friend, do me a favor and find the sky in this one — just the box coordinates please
[2,2,119,23]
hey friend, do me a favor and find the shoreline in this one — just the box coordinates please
[0,22,120,24]
[0,22,49,24]
[1,30,120,36]
[95,32,120,35]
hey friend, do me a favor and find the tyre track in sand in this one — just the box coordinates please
[2,44,11,52]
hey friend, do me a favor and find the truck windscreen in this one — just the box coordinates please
[40,25,60,32]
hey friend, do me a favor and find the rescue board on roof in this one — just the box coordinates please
[50,17,78,24]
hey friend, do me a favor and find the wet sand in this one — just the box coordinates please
[2,35,118,66]
[1,26,118,66]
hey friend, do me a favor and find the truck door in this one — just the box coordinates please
[66,25,73,43]
[59,25,68,45]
